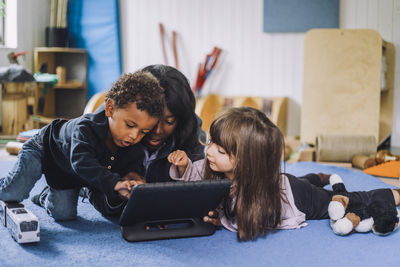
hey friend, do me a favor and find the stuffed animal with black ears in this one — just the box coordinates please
[328,174,400,236]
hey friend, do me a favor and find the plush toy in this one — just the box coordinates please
[328,174,400,236]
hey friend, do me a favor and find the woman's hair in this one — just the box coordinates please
[105,71,164,118]
[204,106,285,241]
[141,65,201,155]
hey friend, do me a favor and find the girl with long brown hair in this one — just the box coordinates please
[168,107,400,241]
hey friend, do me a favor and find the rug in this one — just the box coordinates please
[0,161,397,266]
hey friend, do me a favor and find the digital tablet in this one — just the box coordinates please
[119,179,232,242]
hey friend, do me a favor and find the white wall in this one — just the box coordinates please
[119,0,304,136]
[124,0,399,146]
[0,0,49,71]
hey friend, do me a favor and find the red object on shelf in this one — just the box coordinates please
[192,47,222,95]
[8,50,29,64]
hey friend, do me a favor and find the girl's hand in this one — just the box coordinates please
[168,150,189,177]
[168,150,189,166]
[203,210,221,226]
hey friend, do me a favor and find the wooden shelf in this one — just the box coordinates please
[34,47,88,119]
[0,48,89,135]
[34,47,87,53]
[31,115,56,124]
[54,81,84,89]
[36,81,84,90]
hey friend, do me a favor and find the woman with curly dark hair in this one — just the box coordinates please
[87,64,206,216]
[139,64,205,182]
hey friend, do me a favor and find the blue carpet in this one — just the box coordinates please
[0,161,398,266]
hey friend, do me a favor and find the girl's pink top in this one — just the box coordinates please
[169,159,307,232]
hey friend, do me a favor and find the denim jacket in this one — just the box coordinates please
[41,106,143,195]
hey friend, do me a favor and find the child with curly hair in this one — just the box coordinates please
[0,71,164,221]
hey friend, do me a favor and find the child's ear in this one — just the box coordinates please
[105,99,114,117]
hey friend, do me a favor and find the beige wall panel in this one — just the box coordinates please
[301,29,382,144]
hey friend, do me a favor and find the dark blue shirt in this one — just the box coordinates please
[41,106,142,195]
[133,135,204,183]
[132,115,206,183]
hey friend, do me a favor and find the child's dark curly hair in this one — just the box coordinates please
[105,71,164,118]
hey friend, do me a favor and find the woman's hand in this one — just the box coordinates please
[203,210,221,226]
[168,150,189,177]
[114,180,142,199]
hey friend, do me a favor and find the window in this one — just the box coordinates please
[0,0,5,45]
[20,221,38,232]
[0,0,17,48]
[12,208,28,214]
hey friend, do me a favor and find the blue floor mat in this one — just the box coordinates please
[0,161,398,267]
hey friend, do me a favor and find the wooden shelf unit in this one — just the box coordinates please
[33,47,88,124]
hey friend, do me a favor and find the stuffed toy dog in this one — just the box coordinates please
[328,174,400,236]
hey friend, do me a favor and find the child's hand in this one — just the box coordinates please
[114,180,142,199]
[124,171,146,184]
[168,150,189,177]
[203,210,221,226]
[168,150,189,166]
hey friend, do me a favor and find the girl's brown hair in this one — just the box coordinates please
[204,107,284,241]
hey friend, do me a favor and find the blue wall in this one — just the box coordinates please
[68,0,122,99]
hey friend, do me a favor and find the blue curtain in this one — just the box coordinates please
[67,0,122,99]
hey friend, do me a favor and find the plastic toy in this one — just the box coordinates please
[0,200,40,243]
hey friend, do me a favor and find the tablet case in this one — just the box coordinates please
[119,179,232,242]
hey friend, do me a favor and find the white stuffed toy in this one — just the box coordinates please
[328,174,400,236]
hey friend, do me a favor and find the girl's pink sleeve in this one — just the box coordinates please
[169,159,205,181]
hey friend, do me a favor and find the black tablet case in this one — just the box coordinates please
[119,179,232,242]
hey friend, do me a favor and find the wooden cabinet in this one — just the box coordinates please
[33,47,88,125]
[300,29,395,146]
[0,82,36,135]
